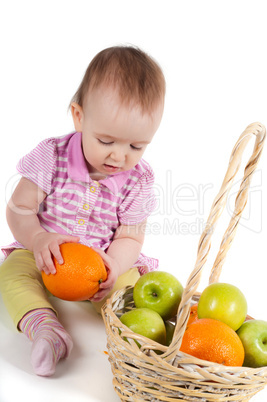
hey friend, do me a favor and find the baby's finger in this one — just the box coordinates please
[90,288,109,302]
[34,252,46,272]
[61,235,80,244]
[99,278,112,289]
[41,265,52,275]
[37,258,51,275]
[92,247,111,267]
[50,243,64,265]
[42,249,56,274]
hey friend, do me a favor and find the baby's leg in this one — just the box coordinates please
[19,308,73,376]
[0,249,72,376]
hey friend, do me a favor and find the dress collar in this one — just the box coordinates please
[67,132,132,194]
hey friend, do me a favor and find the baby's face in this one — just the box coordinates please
[74,86,163,177]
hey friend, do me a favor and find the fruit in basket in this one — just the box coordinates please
[237,320,267,367]
[120,308,166,345]
[133,271,184,320]
[165,304,200,347]
[180,318,245,366]
[41,243,107,301]
[197,283,247,331]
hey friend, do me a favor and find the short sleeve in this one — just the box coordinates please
[16,137,57,194]
[118,166,157,225]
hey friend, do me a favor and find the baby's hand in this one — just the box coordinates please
[89,248,120,302]
[32,232,80,275]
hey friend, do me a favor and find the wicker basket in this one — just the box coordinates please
[102,122,266,401]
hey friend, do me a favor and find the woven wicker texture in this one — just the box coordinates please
[102,122,266,401]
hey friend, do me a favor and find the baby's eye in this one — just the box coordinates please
[130,145,142,150]
[98,139,114,146]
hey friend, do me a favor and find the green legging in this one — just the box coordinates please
[0,249,140,329]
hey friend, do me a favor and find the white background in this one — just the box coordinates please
[0,1,267,401]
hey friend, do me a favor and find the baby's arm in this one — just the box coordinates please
[90,220,146,302]
[6,177,79,274]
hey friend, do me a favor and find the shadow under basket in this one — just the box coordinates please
[102,122,267,401]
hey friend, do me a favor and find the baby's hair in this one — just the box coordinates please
[70,45,165,113]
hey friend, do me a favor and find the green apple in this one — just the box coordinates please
[120,308,166,345]
[133,271,184,321]
[197,282,247,331]
[237,320,267,367]
[165,320,176,346]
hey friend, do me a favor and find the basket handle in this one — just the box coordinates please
[162,122,266,364]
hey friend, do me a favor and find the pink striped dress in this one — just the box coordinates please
[1,132,158,274]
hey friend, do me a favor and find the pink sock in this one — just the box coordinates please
[19,308,73,376]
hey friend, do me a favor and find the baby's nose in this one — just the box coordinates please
[110,147,126,162]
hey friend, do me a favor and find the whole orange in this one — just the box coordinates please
[180,318,245,366]
[42,243,107,301]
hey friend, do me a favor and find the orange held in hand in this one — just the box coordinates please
[42,243,107,301]
[180,318,245,367]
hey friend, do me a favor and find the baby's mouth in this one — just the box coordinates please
[103,164,122,173]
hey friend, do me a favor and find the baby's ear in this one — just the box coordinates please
[71,102,84,132]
